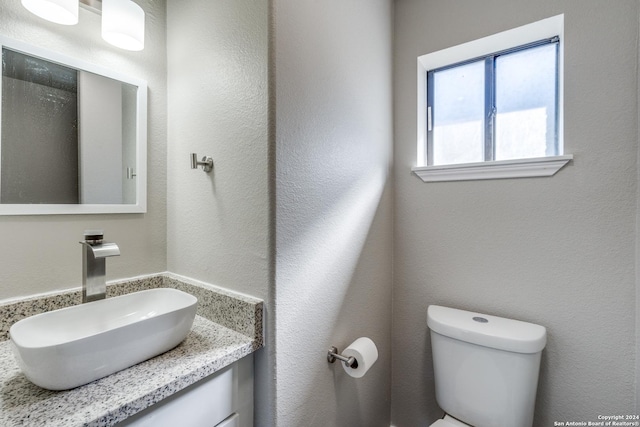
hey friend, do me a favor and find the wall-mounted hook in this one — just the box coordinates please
[190,153,214,173]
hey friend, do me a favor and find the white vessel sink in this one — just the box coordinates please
[9,288,198,390]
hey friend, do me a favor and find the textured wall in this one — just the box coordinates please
[0,0,167,300]
[165,3,270,424]
[166,0,269,301]
[272,0,393,425]
[392,0,638,425]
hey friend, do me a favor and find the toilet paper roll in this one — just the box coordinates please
[342,337,378,378]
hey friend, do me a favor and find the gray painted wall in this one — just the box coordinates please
[273,0,393,425]
[392,0,638,425]
[0,0,167,300]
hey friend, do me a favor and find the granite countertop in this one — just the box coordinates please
[0,273,263,427]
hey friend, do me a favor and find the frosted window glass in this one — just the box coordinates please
[433,61,485,165]
[495,44,557,160]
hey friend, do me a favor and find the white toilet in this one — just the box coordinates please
[427,305,547,427]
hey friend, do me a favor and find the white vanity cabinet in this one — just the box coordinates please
[118,355,253,427]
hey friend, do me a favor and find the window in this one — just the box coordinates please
[414,15,572,182]
[428,38,559,165]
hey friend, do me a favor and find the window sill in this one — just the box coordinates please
[411,155,573,183]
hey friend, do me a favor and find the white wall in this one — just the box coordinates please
[166,0,269,301]
[165,1,270,424]
[0,0,167,300]
[272,0,393,425]
[392,0,638,425]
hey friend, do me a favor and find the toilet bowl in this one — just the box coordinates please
[426,305,546,427]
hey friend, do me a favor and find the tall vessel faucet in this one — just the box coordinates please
[79,230,120,303]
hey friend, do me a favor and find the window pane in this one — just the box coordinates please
[432,60,485,165]
[495,44,557,161]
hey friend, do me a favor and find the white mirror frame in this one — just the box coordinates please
[0,35,147,215]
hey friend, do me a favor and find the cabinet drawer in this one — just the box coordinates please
[118,365,235,427]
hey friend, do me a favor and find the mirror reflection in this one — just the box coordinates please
[0,38,147,215]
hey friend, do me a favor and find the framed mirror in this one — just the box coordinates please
[0,36,147,215]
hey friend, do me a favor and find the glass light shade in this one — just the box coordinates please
[21,0,79,25]
[101,0,145,51]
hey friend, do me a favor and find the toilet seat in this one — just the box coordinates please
[430,415,471,427]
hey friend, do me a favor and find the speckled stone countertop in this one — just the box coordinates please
[0,273,263,427]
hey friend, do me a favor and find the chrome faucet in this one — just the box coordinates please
[79,230,120,303]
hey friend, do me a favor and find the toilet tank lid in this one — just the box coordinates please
[427,305,547,354]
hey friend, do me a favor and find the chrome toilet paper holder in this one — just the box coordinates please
[327,346,359,369]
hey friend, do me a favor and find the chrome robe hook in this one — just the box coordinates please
[190,153,213,173]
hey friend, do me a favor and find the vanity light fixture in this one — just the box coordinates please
[21,0,79,26]
[21,0,145,52]
[101,0,145,51]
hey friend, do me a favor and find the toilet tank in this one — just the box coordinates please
[427,306,546,427]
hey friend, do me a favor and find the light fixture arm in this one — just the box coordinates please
[79,0,101,13]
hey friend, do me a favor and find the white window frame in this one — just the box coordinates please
[413,14,572,182]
